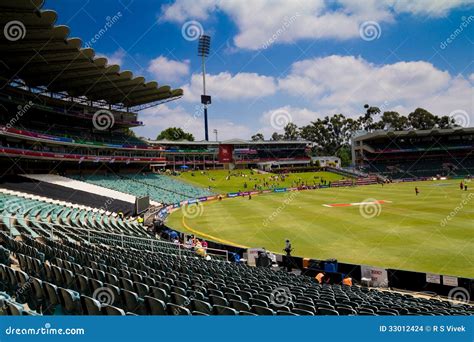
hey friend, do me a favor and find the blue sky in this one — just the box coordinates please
[46,0,474,140]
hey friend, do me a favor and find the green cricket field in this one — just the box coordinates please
[167,171,473,278]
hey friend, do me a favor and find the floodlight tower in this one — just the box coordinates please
[198,34,211,141]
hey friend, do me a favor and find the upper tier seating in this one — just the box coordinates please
[1,175,135,215]
[0,192,147,242]
[1,232,471,316]
[73,173,213,204]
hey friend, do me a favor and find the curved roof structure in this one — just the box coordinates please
[0,0,183,108]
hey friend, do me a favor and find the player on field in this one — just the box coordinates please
[415,187,419,196]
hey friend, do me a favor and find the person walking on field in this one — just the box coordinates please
[415,187,419,196]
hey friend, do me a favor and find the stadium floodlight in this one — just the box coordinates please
[213,128,218,141]
[198,34,211,141]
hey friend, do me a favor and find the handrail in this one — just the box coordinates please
[0,214,229,261]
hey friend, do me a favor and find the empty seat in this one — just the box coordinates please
[58,288,81,315]
[144,296,167,315]
[103,305,126,315]
[192,299,213,315]
[318,307,339,315]
[167,303,191,315]
[213,305,238,315]
[230,299,251,312]
[81,295,102,315]
[252,305,275,315]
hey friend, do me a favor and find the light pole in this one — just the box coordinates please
[198,35,211,141]
[213,129,218,141]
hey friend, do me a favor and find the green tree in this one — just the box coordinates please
[407,108,438,130]
[283,122,299,140]
[251,133,264,141]
[379,111,408,130]
[156,127,194,141]
[271,132,284,141]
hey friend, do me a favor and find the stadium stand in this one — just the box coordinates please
[1,231,472,316]
[0,192,146,240]
[0,0,471,321]
[72,173,213,204]
[352,128,474,179]
[0,175,135,215]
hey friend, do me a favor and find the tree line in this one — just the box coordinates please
[251,106,459,166]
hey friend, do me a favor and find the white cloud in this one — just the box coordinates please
[160,0,472,50]
[278,55,473,119]
[385,0,473,17]
[181,71,277,102]
[147,56,190,82]
[134,103,252,140]
[259,105,323,137]
[97,49,126,66]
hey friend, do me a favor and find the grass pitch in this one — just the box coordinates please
[175,169,343,193]
[168,176,474,278]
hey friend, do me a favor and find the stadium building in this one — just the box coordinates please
[352,128,474,179]
[149,139,311,170]
[0,0,471,320]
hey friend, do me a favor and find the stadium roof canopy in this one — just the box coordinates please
[353,127,474,141]
[0,0,183,108]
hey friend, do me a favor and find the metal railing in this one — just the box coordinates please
[0,214,229,261]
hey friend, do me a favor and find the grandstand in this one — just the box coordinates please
[2,231,473,316]
[150,139,311,171]
[352,128,474,179]
[0,0,472,320]
[72,173,213,205]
